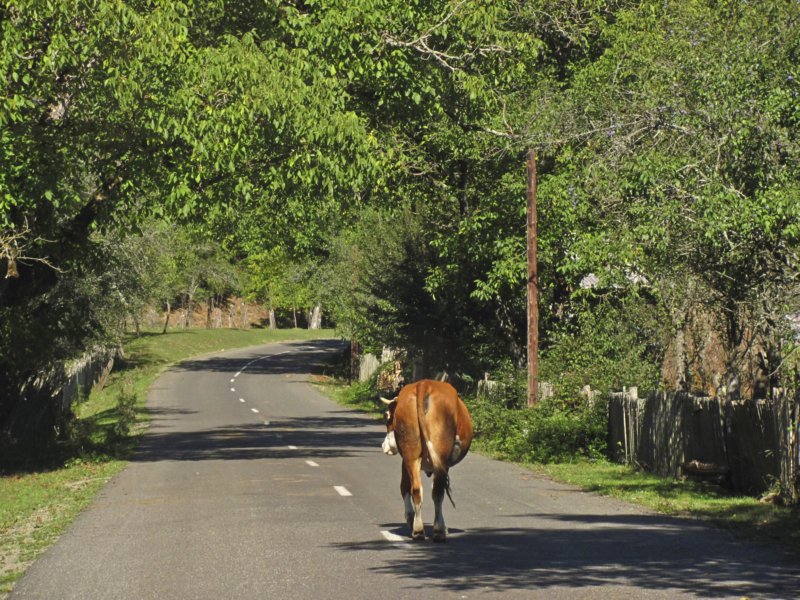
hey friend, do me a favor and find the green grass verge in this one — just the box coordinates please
[537,460,800,555]
[1,327,335,598]
[316,377,800,558]
[318,378,386,417]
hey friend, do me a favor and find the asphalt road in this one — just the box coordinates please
[11,339,800,599]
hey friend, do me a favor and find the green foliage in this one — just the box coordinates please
[108,387,137,443]
[541,295,666,395]
[469,396,609,464]
[530,0,800,385]
[243,247,312,317]
[4,0,800,450]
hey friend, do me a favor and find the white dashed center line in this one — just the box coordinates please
[334,486,352,497]
[288,445,298,450]
[305,460,319,467]
[230,388,235,392]
[251,408,259,414]
[239,398,245,403]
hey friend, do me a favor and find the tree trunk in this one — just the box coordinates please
[268,307,276,330]
[206,297,213,329]
[674,326,687,391]
[186,293,193,328]
[350,340,361,384]
[162,300,171,334]
[292,306,298,329]
[309,304,322,330]
[526,149,539,407]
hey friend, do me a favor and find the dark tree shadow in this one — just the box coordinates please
[172,339,348,377]
[133,410,381,463]
[332,512,800,598]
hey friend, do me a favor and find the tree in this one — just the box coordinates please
[526,0,800,393]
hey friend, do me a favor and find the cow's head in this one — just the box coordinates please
[380,396,399,455]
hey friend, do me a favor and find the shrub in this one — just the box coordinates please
[108,388,137,442]
[467,395,608,463]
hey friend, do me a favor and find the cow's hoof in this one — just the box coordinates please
[433,531,447,543]
[411,530,426,541]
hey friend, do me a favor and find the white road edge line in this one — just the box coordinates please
[305,460,319,467]
[334,486,352,497]
[251,408,259,414]
[381,530,407,544]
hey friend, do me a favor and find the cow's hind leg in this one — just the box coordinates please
[402,458,425,540]
[432,471,449,542]
[400,463,414,529]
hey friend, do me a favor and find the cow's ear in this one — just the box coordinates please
[380,396,396,406]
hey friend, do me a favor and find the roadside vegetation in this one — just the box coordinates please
[2,0,800,589]
[0,327,333,598]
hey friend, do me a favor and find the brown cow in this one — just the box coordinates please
[381,379,473,542]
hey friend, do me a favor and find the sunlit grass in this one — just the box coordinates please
[538,460,800,555]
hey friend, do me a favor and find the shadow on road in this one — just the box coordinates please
[133,411,381,463]
[173,339,347,376]
[333,513,800,598]
[132,339,374,463]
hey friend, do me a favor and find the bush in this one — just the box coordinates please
[108,388,137,442]
[467,395,608,463]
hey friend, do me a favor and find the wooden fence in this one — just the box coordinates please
[608,389,800,502]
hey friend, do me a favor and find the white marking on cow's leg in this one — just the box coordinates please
[409,459,425,540]
[411,493,424,540]
[403,493,414,528]
[432,473,448,542]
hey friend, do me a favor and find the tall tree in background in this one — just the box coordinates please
[526,0,800,394]
[3,0,799,450]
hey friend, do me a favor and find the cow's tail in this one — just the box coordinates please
[415,384,456,507]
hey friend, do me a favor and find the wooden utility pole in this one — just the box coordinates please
[526,149,539,407]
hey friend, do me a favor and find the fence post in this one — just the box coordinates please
[622,388,630,465]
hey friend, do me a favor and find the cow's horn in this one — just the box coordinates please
[380,396,395,405]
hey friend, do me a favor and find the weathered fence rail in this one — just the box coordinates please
[5,347,119,446]
[609,390,800,502]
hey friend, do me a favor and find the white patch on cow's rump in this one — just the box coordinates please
[426,440,442,470]
[382,431,398,455]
